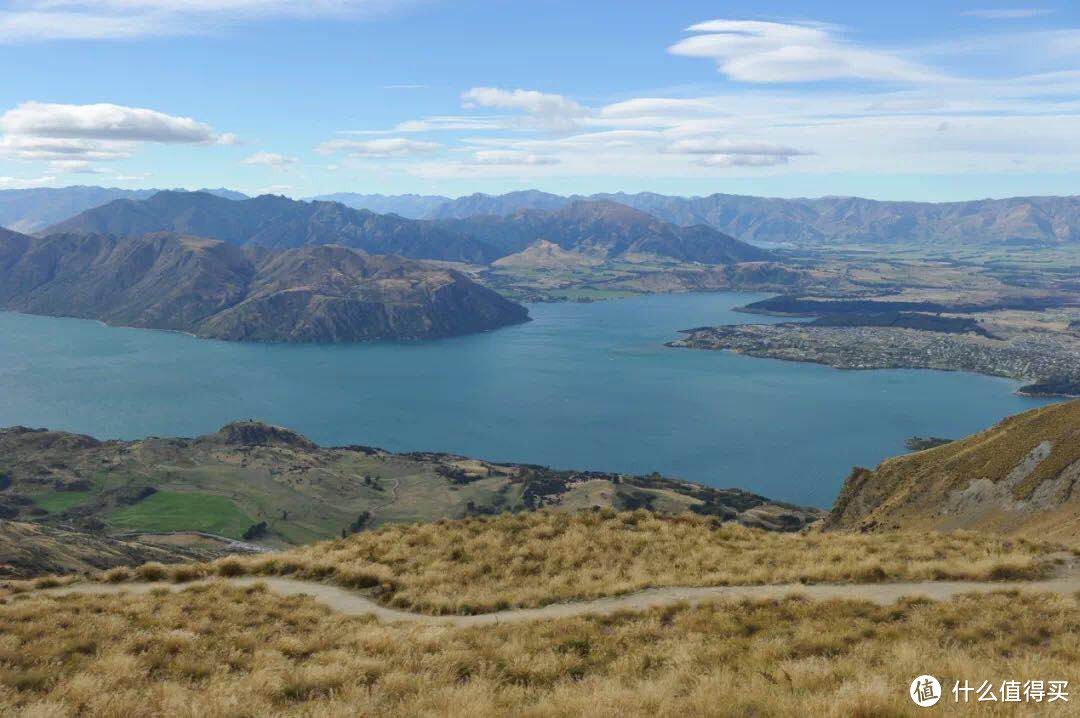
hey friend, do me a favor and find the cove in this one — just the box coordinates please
[0,292,1056,507]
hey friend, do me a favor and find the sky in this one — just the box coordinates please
[0,0,1078,201]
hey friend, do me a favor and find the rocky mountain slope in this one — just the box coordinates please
[442,200,773,264]
[46,192,772,265]
[0,229,528,341]
[45,191,499,263]
[0,421,823,550]
[825,400,1080,541]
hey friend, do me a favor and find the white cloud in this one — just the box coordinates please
[462,87,585,129]
[963,8,1052,19]
[241,151,298,166]
[391,116,513,133]
[0,175,56,188]
[316,137,439,157]
[47,159,109,173]
[463,87,582,115]
[668,19,944,83]
[467,150,560,166]
[0,101,220,142]
[0,134,134,161]
[0,1,417,43]
[697,154,793,167]
[662,138,813,157]
[0,101,232,169]
[600,98,717,118]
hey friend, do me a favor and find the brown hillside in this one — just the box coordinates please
[826,400,1080,541]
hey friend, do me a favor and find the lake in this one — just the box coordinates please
[0,292,1056,507]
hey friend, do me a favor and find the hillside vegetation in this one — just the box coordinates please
[108,511,1060,615]
[2,582,1078,716]
[0,421,820,549]
[827,400,1080,540]
[0,522,233,580]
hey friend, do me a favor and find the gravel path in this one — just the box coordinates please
[43,568,1080,627]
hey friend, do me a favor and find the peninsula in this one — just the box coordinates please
[0,229,528,342]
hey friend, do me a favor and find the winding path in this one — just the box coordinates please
[42,568,1080,627]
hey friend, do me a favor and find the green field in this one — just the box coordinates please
[30,490,94,513]
[107,491,253,538]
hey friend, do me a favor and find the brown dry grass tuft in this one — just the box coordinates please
[1,583,1078,717]
[121,510,1059,614]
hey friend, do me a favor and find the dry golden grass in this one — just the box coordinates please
[1,582,1078,717]
[116,510,1061,614]
[829,400,1080,536]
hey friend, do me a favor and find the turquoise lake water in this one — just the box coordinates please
[0,292,1057,507]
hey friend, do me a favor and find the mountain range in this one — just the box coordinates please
[0,186,246,234]
[9,185,1076,248]
[44,191,771,265]
[331,190,1080,247]
[0,228,527,342]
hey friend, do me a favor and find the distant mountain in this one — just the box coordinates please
[0,229,528,342]
[309,193,449,219]
[0,186,248,234]
[441,201,773,264]
[427,190,569,219]
[593,193,1080,246]
[0,187,157,233]
[319,190,566,220]
[198,188,249,201]
[46,191,501,263]
[48,192,770,265]
[328,190,1080,246]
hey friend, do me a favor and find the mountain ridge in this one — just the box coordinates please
[0,229,528,342]
[330,190,1080,246]
[0,186,247,233]
[45,191,771,265]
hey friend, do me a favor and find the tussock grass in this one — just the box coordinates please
[123,510,1058,614]
[1,583,1078,716]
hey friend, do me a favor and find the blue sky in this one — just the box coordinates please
[0,0,1078,200]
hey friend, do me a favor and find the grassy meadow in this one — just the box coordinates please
[98,510,1064,615]
[106,491,255,538]
[1,582,1078,717]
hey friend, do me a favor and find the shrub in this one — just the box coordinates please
[134,562,168,581]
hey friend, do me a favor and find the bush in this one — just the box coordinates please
[135,562,168,581]
[242,521,268,541]
[102,567,131,583]
[214,557,246,577]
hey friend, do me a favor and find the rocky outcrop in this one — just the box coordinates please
[204,421,318,451]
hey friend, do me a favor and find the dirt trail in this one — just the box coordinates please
[43,568,1080,627]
